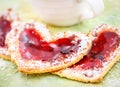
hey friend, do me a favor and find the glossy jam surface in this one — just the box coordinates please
[74,31,120,70]
[19,29,80,61]
[0,16,11,47]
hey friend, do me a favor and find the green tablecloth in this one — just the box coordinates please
[0,0,120,87]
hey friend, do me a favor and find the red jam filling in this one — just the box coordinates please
[19,29,80,61]
[73,31,120,70]
[0,16,11,47]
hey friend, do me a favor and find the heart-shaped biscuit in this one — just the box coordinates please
[6,21,91,74]
[54,24,120,82]
[0,9,19,60]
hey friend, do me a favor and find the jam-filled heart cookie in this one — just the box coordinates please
[54,24,120,82]
[6,21,91,74]
[0,9,19,60]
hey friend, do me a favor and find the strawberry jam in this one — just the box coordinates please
[74,31,120,70]
[19,29,80,61]
[0,16,11,47]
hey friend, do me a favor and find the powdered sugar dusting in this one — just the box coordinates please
[0,48,9,56]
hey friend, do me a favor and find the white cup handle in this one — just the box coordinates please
[77,0,104,20]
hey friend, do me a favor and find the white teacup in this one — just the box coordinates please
[29,0,104,26]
